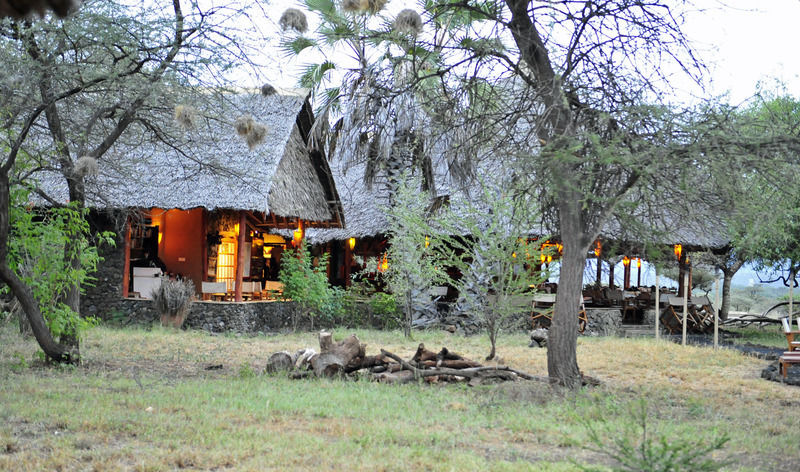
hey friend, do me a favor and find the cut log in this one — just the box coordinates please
[420,359,482,369]
[373,369,415,384]
[311,332,365,378]
[265,351,293,373]
[411,343,438,363]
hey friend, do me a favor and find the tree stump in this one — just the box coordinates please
[265,351,293,373]
[310,332,365,378]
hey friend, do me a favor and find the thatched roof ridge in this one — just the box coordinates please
[33,90,340,224]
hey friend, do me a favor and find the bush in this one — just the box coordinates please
[581,399,731,472]
[278,240,333,330]
[152,277,195,327]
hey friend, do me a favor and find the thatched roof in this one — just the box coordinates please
[33,90,342,226]
[300,149,729,250]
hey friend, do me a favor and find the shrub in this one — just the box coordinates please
[278,240,333,330]
[580,399,731,472]
[152,277,195,327]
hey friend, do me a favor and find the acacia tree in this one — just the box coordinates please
[0,0,269,362]
[284,1,705,387]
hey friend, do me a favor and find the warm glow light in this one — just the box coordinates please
[622,256,631,266]
[378,254,388,272]
[512,252,517,258]
[348,237,356,251]
[673,244,682,260]
[158,231,163,244]
[293,228,303,243]
[234,223,240,235]
[636,258,641,268]
[593,240,602,257]
[540,254,546,263]
[556,243,563,254]
[546,255,552,264]
[263,246,272,258]
[425,236,430,248]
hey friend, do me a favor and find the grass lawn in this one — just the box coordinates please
[1,322,799,471]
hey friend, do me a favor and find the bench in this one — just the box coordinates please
[779,351,800,378]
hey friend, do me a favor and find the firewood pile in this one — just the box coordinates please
[266,331,545,386]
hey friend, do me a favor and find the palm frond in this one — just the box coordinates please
[280,36,318,58]
[299,61,337,89]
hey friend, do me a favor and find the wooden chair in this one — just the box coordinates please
[621,291,638,323]
[781,317,800,352]
[263,281,284,300]
[201,281,227,301]
[530,294,587,333]
[779,351,800,378]
[660,295,688,334]
[690,296,715,333]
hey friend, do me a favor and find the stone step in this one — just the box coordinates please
[619,324,658,338]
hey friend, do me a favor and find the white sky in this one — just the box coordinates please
[677,0,800,103]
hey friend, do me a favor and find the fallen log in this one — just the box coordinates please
[267,331,547,385]
[379,349,546,383]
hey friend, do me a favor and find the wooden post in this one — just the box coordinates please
[609,263,615,289]
[654,272,660,341]
[636,260,641,288]
[201,208,208,282]
[234,211,247,302]
[122,218,131,298]
[677,252,686,299]
[714,276,721,349]
[344,240,352,288]
[623,260,631,290]
[682,271,689,346]
[595,257,602,287]
[687,256,693,296]
[790,270,795,326]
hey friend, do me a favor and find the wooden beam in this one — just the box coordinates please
[201,209,208,282]
[122,217,131,298]
[234,211,247,302]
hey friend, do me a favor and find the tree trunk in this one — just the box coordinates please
[0,172,76,363]
[720,259,744,320]
[311,332,366,377]
[548,203,587,388]
[58,177,86,357]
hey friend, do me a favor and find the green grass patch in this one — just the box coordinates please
[1,323,798,470]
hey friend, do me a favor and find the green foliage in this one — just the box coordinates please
[5,187,113,341]
[278,240,334,329]
[581,400,731,472]
[381,175,449,336]
[237,363,257,379]
[337,283,401,329]
[435,180,547,358]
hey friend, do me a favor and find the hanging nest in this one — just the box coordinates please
[174,104,198,130]
[341,0,368,12]
[279,8,308,33]
[260,83,277,96]
[74,156,98,178]
[393,9,422,35]
[367,0,387,13]
[234,115,268,150]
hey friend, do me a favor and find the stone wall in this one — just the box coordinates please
[110,298,306,334]
[584,308,622,336]
[81,229,127,321]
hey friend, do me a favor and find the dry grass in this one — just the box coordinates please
[1,323,799,471]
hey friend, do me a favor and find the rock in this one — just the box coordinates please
[529,328,548,348]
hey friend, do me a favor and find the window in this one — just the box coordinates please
[217,240,236,291]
